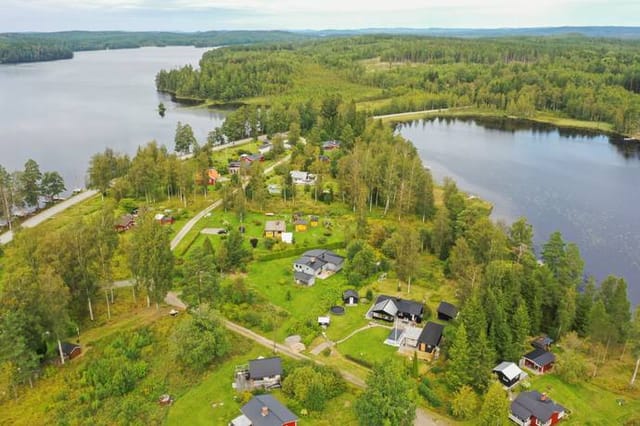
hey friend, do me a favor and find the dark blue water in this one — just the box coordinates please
[0,46,226,191]
[400,117,640,305]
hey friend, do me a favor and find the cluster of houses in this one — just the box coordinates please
[231,356,298,426]
[370,297,458,361]
[263,214,321,245]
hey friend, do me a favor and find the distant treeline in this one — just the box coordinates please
[157,35,640,135]
[0,31,310,64]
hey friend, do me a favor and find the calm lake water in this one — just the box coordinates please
[400,117,640,305]
[0,46,225,190]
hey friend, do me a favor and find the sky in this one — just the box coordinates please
[2,0,639,32]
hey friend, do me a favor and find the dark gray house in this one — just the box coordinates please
[521,348,556,374]
[417,322,444,355]
[230,394,298,426]
[370,295,425,323]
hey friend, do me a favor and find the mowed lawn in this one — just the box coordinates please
[166,341,361,426]
[528,374,640,425]
[245,256,352,341]
[336,326,400,366]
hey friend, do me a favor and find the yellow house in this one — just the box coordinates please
[264,220,286,238]
[295,219,308,232]
[310,215,319,227]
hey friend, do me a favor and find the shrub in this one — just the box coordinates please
[418,379,442,408]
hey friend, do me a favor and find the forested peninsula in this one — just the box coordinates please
[0,31,309,64]
[157,35,640,136]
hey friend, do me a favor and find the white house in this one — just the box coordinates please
[290,170,316,185]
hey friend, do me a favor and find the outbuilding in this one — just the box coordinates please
[343,289,359,305]
[493,361,525,388]
[436,301,459,321]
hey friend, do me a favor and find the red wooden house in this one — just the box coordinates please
[510,391,566,426]
[229,394,297,426]
[521,348,555,374]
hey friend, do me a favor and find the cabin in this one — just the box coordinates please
[521,348,555,374]
[509,391,566,426]
[531,335,554,351]
[294,219,308,232]
[343,289,359,305]
[154,214,175,225]
[322,140,341,150]
[115,214,135,232]
[493,361,526,388]
[267,184,281,195]
[292,249,344,279]
[258,142,273,154]
[234,357,283,391]
[370,295,425,323]
[294,271,315,286]
[58,342,81,361]
[228,161,242,175]
[290,170,316,185]
[240,153,264,164]
[437,301,459,321]
[318,316,330,327]
[264,220,286,238]
[310,215,319,227]
[417,322,444,355]
[230,394,298,426]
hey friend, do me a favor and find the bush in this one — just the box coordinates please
[418,379,442,408]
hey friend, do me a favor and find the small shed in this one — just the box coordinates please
[437,301,459,321]
[318,316,330,327]
[343,289,359,305]
[58,342,82,361]
[281,232,293,244]
[115,214,135,232]
[493,361,525,388]
[294,219,308,232]
[310,215,319,227]
[531,335,554,351]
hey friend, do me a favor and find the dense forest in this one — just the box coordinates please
[0,31,309,64]
[157,35,640,135]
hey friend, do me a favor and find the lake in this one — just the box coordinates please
[0,46,226,190]
[400,117,640,305]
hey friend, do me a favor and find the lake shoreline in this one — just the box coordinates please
[382,107,639,140]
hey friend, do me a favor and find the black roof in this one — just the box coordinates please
[523,348,556,366]
[343,289,359,300]
[241,394,298,426]
[375,295,424,317]
[417,322,444,346]
[248,357,282,380]
[511,391,565,423]
[437,301,458,318]
[59,342,80,356]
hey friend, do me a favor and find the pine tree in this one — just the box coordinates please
[446,323,473,390]
[477,381,510,425]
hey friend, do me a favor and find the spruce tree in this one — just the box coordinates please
[446,323,473,391]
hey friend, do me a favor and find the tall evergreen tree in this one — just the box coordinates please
[446,323,473,391]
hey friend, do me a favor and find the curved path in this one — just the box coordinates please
[0,189,99,245]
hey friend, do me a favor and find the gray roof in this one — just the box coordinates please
[418,322,444,346]
[240,394,298,426]
[265,220,286,232]
[511,391,565,423]
[59,342,81,356]
[294,256,326,271]
[343,289,359,300]
[248,357,282,380]
[493,361,523,381]
[294,271,315,284]
[302,249,344,266]
[524,348,556,367]
[374,295,424,317]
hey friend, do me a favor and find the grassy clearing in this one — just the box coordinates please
[528,374,640,425]
[336,326,399,366]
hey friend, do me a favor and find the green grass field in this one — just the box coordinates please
[336,326,400,366]
[528,374,640,425]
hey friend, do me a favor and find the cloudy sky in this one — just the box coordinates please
[2,0,639,32]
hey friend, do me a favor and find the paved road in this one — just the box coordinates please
[0,189,99,245]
